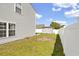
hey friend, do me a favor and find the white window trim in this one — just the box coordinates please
[0,21,16,38]
[6,22,9,37]
[14,3,22,14]
[8,23,16,37]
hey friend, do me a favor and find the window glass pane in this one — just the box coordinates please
[0,22,6,37]
[16,7,21,14]
[0,30,6,37]
[9,23,15,30]
[0,22,6,29]
[9,23,15,36]
[15,3,21,14]
[9,30,15,36]
[0,22,16,37]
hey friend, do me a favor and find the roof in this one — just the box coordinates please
[36,24,45,29]
[36,24,51,29]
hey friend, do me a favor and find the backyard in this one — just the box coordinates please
[0,33,57,56]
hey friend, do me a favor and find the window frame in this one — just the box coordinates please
[15,3,22,14]
[0,22,16,38]
[8,23,16,36]
[0,22,6,37]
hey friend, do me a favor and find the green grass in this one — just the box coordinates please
[0,33,56,56]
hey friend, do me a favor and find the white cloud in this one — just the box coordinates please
[48,18,53,21]
[53,3,78,9]
[48,18,67,25]
[54,3,79,17]
[35,13,43,19]
[53,20,67,25]
[65,9,79,17]
[52,8,61,11]
[53,3,70,8]
[53,3,79,17]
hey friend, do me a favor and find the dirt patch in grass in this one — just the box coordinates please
[37,36,54,41]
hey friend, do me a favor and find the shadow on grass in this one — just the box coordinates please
[51,34,65,56]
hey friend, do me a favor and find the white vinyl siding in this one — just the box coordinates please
[0,4,35,44]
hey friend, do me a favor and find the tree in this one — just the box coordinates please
[50,22,64,29]
[50,22,65,56]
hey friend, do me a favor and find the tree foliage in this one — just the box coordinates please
[50,22,64,29]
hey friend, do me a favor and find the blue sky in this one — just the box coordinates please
[32,3,79,26]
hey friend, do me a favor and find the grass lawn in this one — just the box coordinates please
[0,33,56,56]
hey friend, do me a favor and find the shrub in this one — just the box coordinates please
[51,34,65,56]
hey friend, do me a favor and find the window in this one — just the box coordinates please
[15,3,22,14]
[16,7,21,14]
[0,22,6,37]
[0,22,15,38]
[9,23,15,36]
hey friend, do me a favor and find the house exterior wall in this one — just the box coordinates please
[0,3,35,44]
[59,22,79,56]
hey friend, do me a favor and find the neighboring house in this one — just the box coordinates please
[42,27,53,34]
[36,24,44,33]
[36,27,53,34]
[59,18,79,55]
[0,3,35,44]
[36,24,53,34]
